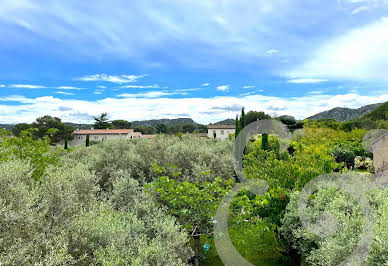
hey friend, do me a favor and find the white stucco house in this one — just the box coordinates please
[69,128,154,146]
[207,124,235,140]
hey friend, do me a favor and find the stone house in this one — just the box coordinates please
[207,124,236,140]
[371,132,388,175]
[69,128,149,146]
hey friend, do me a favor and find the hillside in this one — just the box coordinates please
[362,101,388,121]
[307,103,381,122]
[213,119,235,125]
[131,118,198,127]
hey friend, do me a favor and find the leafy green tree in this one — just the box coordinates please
[31,116,74,143]
[93,113,111,129]
[0,128,60,180]
[182,124,195,133]
[246,111,271,125]
[147,172,233,265]
[156,123,167,134]
[12,123,32,137]
[111,119,131,129]
[134,125,156,134]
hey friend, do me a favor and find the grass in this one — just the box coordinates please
[198,222,296,266]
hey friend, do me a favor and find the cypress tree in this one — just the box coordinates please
[240,107,246,131]
[235,115,240,137]
[64,139,68,150]
[262,133,269,151]
[86,134,90,147]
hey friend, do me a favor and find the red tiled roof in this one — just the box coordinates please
[207,124,236,129]
[74,129,134,135]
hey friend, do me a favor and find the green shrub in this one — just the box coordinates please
[280,174,388,266]
[63,135,234,190]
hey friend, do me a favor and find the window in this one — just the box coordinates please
[221,130,224,135]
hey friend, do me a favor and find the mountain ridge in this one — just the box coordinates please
[306,103,381,122]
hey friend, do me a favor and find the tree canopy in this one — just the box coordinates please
[93,113,111,129]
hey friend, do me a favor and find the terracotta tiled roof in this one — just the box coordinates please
[74,129,134,135]
[207,124,236,129]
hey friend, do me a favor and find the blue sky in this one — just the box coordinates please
[0,0,388,124]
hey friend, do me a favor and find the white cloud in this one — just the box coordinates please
[97,85,107,89]
[0,85,5,88]
[175,88,201,92]
[9,84,46,89]
[1,93,387,124]
[243,85,256,89]
[288,17,388,81]
[118,90,185,98]
[287,79,329,84]
[56,86,84,90]
[94,89,104,95]
[202,83,210,86]
[266,49,278,54]
[55,91,74,95]
[76,74,147,83]
[351,6,370,14]
[0,95,36,103]
[120,84,160,89]
[217,85,230,91]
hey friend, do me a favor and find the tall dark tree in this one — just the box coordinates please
[86,134,90,147]
[93,113,111,129]
[64,139,68,150]
[156,123,167,134]
[111,120,131,129]
[235,115,240,137]
[239,107,246,131]
[246,111,271,125]
[262,134,269,151]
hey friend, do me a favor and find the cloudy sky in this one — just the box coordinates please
[0,0,388,124]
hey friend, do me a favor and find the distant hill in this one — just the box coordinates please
[64,123,92,130]
[307,103,381,122]
[131,118,199,128]
[213,119,235,125]
[1,118,243,132]
[0,124,15,131]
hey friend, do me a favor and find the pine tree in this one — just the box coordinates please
[86,135,90,147]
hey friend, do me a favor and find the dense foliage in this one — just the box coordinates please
[2,117,387,265]
[281,175,388,265]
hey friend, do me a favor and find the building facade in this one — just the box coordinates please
[207,124,236,140]
[372,133,388,175]
[69,128,150,146]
